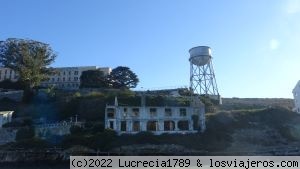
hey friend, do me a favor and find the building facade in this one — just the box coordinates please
[105,96,205,135]
[0,111,14,128]
[0,67,19,82]
[0,66,111,90]
[293,80,300,113]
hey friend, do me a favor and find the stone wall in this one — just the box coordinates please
[35,122,83,138]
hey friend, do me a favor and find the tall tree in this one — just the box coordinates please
[80,69,108,88]
[0,38,56,100]
[108,66,139,89]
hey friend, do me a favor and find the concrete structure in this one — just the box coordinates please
[105,96,205,135]
[293,80,300,113]
[40,66,111,90]
[0,111,14,128]
[189,46,221,104]
[0,66,111,90]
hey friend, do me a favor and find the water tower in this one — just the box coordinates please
[189,46,221,102]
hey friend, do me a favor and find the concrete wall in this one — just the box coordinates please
[35,122,83,138]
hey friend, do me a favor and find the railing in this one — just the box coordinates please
[34,121,84,128]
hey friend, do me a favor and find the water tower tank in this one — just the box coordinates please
[189,46,211,66]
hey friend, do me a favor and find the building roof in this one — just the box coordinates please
[0,111,14,115]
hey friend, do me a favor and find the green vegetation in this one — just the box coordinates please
[0,79,25,90]
[80,66,139,90]
[107,66,139,89]
[0,38,57,102]
[1,86,298,154]
[80,69,109,88]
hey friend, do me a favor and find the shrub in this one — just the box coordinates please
[16,127,35,141]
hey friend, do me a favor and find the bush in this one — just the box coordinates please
[16,127,35,141]
[70,126,84,135]
[0,79,25,90]
[7,138,50,150]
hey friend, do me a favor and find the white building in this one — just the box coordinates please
[105,96,205,135]
[293,80,300,113]
[40,66,111,90]
[0,111,14,128]
[0,66,111,90]
[0,67,18,82]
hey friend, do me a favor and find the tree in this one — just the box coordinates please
[80,69,108,88]
[108,66,139,89]
[0,38,56,101]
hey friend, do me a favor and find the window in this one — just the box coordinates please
[132,108,139,117]
[107,108,115,118]
[164,121,175,131]
[180,108,187,116]
[133,121,140,131]
[109,121,114,129]
[57,78,60,82]
[121,121,126,131]
[63,77,65,82]
[147,121,157,131]
[69,71,71,75]
[63,71,65,75]
[74,77,78,81]
[165,108,172,117]
[74,71,79,75]
[150,108,157,117]
[178,120,189,130]
[68,77,71,81]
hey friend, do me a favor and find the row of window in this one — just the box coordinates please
[56,71,79,76]
[107,107,187,118]
[49,77,79,82]
[109,120,190,132]
[42,83,79,88]
[0,69,14,75]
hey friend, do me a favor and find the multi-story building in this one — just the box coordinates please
[0,67,18,82]
[105,96,205,135]
[40,66,111,90]
[293,80,300,113]
[0,66,111,90]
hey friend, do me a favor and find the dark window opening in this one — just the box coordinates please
[121,121,126,131]
[133,121,140,132]
[107,108,115,118]
[165,108,172,117]
[180,108,187,116]
[164,121,175,131]
[178,120,189,130]
[109,121,114,129]
[147,121,157,131]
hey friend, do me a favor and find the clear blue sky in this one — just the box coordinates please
[1,0,299,98]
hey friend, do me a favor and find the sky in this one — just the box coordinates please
[0,0,300,98]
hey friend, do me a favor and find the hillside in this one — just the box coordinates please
[1,90,299,155]
[220,98,294,111]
